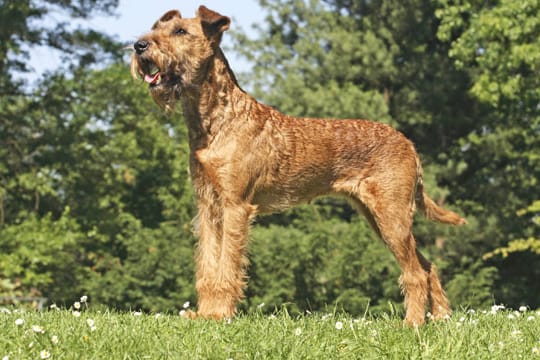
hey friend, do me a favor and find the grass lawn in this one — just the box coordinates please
[1,302,539,359]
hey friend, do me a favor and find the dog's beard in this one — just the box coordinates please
[131,54,183,112]
[150,82,182,112]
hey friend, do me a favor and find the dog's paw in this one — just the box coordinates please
[180,309,199,319]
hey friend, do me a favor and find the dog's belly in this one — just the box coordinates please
[252,190,309,213]
[252,177,333,214]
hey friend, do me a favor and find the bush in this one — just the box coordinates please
[0,208,83,305]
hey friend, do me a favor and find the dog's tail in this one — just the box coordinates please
[414,161,467,226]
[416,188,467,225]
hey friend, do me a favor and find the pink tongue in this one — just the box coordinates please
[144,72,160,84]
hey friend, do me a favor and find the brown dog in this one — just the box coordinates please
[131,6,466,326]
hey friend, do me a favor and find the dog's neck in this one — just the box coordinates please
[181,47,250,150]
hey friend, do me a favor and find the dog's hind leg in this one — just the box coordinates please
[416,250,451,320]
[347,178,431,326]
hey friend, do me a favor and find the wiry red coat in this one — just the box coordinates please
[131,6,466,326]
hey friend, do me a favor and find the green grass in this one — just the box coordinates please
[1,305,539,359]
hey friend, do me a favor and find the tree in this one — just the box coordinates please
[2,0,538,312]
[436,0,540,307]
[0,0,123,303]
[0,0,122,225]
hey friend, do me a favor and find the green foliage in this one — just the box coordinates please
[23,64,197,309]
[1,0,539,315]
[247,216,400,315]
[445,261,498,308]
[485,237,540,260]
[2,15,196,308]
[0,209,83,302]
[84,215,196,312]
[435,0,540,308]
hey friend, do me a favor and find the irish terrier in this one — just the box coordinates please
[131,6,466,326]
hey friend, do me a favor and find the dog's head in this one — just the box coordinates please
[130,6,230,111]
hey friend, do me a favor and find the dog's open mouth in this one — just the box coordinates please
[134,57,181,92]
[143,65,161,86]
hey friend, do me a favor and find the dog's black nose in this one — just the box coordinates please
[134,40,149,54]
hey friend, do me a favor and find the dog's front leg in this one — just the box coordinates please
[194,196,256,320]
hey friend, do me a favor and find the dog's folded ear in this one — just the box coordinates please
[197,6,230,39]
[152,10,182,29]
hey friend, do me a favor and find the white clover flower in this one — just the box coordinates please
[511,330,522,337]
[72,311,81,317]
[14,318,24,326]
[354,317,368,325]
[294,327,302,336]
[32,325,44,333]
[2,355,9,360]
[183,301,190,309]
[321,313,332,321]
[335,321,344,330]
[467,309,476,314]
[80,295,88,303]
[519,306,528,312]
[532,346,539,355]
[86,319,95,327]
[179,310,186,317]
[508,313,515,320]
[0,308,11,314]
[155,313,162,319]
[133,311,142,316]
[459,317,466,322]
[257,302,265,309]
[51,335,59,345]
[73,301,81,310]
[49,304,58,310]
[490,304,505,314]
[39,350,51,359]
[527,316,535,321]
[268,314,276,320]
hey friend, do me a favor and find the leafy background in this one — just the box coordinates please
[1,0,539,314]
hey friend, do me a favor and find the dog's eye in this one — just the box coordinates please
[174,28,187,36]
